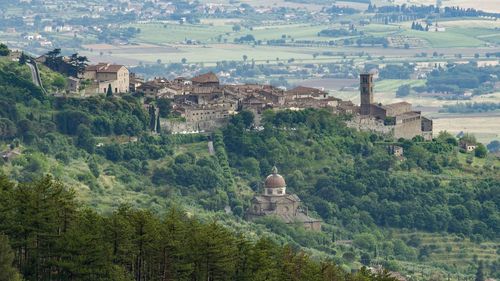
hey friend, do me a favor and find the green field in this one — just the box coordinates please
[127,19,499,50]
[129,23,232,44]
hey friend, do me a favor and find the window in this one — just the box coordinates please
[277,190,282,194]
[267,189,273,195]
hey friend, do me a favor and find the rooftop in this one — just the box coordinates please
[86,63,126,73]
[191,72,219,84]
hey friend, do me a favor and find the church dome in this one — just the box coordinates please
[264,166,286,188]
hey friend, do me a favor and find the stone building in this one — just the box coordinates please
[358,73,433,140]
[84,63,129,94]
[247,167,321,231]
[191,72,219,87]
[360,73,374,115]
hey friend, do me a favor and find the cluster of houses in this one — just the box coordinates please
[134,71,359,131]
[63,62,434,141]
[64,61,356,119]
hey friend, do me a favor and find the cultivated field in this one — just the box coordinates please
[432,114,500,144]
[395,231,499,280]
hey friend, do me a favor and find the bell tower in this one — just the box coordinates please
[360,73,374,115]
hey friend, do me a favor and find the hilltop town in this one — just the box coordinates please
[35,53,433,140]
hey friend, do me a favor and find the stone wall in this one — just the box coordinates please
[394,117,422,139]
[346,116,394,137]
[161,118,227,134]
[386,103,412,117]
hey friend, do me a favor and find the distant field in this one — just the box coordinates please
[128,22,232,44]
[238,23,330,41]
[127,20,499,49]
[295,78,358,90]
[433,114,500,143]
[106,17,500,67]
[403,29,488,48]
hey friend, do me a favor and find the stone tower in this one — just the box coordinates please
[360,73,374,115]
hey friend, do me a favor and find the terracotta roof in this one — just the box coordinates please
[286,86,326,96]
[191,72,219,84]
[86,63,126,73]
[381,101,412,110]
[264,166,286,188]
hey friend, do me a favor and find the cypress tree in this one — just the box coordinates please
[107,83,113,97]
[475,261,485,281]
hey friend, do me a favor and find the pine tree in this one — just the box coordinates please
[247,238,282,281]
[0,234,21,281]
[56,209,123,280]
[128,209,160,281]
[158,207,194,280]
[5,176,77,279]
[105,205,135,270]
[192,221,237,281]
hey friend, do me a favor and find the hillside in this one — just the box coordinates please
[0,54,499,280]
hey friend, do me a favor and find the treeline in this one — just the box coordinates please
[379,64,414,79]
[223,110,500,239]
[411,22,428,31]
[443,6,500,19]
[0,175,399,281]
[318,29,360,37]
[324,5,360,15]
[376,4,438,15]
[440,102,500,113]
[374,4,499,19]
[426,63,500,95]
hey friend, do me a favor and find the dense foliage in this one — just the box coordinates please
[426,63,500,95]
[0,175,400,281]
[379,64,413,79]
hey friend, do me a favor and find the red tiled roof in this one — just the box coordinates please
[286,86,326,95]
[86,63,126,73]
[191,72,219,84]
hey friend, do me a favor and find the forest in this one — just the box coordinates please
[0,175,406,281]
